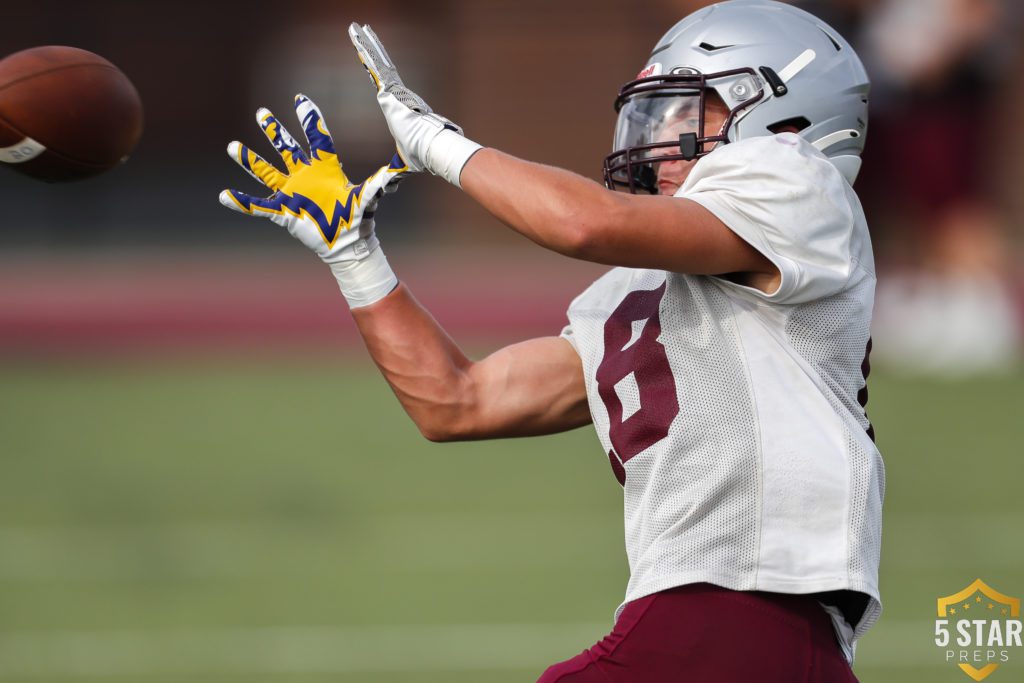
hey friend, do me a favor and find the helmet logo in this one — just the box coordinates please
[636,63,662,79]
[670,66,701,76]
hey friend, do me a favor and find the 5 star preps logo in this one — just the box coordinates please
[935,579,1022,680]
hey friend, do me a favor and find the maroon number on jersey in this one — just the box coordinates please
[596,282,679,482]
[859,338,875,441]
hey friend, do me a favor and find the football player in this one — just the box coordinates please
[221,1,882,680]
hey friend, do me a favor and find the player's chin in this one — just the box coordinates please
[656,180,682,196]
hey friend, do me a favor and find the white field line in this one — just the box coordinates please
[0,621,976,677]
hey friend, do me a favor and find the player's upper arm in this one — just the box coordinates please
[444,335,591,441]
[587,194,779,289]
[582,135,858,303]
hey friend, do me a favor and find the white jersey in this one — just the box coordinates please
[561,134,884,655]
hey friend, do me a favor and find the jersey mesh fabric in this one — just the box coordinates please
[786,289,872,433]
[628,270,760,586]
[784,280,885,640]
[561,134,883,653]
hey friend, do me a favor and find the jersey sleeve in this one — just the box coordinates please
[559,323,579,354]
[680,134,857,304]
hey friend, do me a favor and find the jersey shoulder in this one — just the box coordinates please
[683,133,849,199]
[680,134,865,304]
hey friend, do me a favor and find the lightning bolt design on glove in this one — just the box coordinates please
[219,94,409,262]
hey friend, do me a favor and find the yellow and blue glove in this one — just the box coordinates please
[348,24,482,188]
[220,94,407,263]
[220,95,407,307]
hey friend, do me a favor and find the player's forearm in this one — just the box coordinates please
[350,283,591,441]
[350,283,474,442]
[460,148,627,260]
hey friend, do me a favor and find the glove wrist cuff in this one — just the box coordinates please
[427,129,483,189]
[327,245,399,308]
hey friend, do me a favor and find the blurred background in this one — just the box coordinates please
[0,1,1021,681]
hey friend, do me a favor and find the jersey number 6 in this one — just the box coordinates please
[596,282,680,475]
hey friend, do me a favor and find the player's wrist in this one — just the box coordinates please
[326,242,399,308]
[426,129,482,189]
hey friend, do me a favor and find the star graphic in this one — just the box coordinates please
[964,603,971,610]
[1002,608,1008,616]
[976,596,982,603]
[951,608,957,615]
[988,604,994,610]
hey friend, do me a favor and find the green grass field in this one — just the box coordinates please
[1,359,1021,682]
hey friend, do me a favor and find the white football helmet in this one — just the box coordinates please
[604,0,870,193]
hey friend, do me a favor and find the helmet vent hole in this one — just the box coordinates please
[698,41,733,52]
[819,28,842,51]
[768,117,812,134]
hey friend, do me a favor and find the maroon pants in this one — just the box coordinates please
[537,584,859,683]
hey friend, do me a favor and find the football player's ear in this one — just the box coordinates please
[294,94,338,159]
[256,107,309,172]
[225,141,287,191]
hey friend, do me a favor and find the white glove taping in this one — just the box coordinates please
[328,244,399,308]
[428,130,483,188]
[375,88,482,189]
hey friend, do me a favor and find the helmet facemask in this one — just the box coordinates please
[603,69,765,195]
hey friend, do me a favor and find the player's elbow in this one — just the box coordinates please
[418,423,454,443]
[407,400,457,441]
[557,193,627,261]
[410,380,480,443]
[416,417,477,443]
[558,220,595,259]
[416,404,485,442]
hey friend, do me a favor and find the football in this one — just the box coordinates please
[0,45,143,182]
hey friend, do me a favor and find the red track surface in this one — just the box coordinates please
[0,249,608,358]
